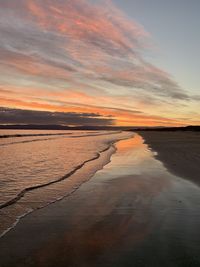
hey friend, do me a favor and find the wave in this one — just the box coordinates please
[0,133,72,139]
[0,132,134,238]
[0,142,115,210]
[0,131,122,147]
[0,145,117,239]
[70,131,121,138]
[0,136,67,147]
[0,208,34,238]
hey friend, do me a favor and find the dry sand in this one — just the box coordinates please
[140,131,200,186]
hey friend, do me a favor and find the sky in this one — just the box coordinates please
[0,0,199,126]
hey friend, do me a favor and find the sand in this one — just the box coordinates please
[0,133,200,267]
[139,131,200,186]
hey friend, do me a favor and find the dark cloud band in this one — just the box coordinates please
[0,107,114,126]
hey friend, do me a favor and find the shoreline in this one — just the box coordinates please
[0,131,133,238]
[1,133,200,266]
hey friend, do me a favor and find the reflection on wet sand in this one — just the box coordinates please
[1,134,200,267]
[34,135,172,266]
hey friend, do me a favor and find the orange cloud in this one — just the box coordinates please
[0,94,195,127]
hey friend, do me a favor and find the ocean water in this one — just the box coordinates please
[0,130,132,236]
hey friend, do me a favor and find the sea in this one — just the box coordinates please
[0,129,132,236]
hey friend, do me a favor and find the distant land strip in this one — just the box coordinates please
[0,124,199,131]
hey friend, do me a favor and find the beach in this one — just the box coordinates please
[140,131,200,186]
[1,0,199,266]
[0,130,132,236]
[0,132,200,267]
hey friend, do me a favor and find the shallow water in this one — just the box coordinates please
[0,134,200,267]
[0,130,131,236]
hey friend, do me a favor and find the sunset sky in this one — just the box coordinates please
[0,0,199,126]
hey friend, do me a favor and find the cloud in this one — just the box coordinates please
[0,0,189,101]
[0,0,199,126]
[0,107,114,126]
[0,97,187,127]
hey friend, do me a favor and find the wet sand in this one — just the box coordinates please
[1,134,200,267]
[140,131,200,186]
